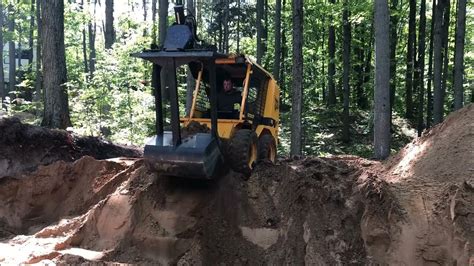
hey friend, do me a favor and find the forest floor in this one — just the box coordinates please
[0,104,472,265]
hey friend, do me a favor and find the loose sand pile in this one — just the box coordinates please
[0,104,472,264]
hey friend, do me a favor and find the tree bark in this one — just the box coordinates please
[327,0,336,107]
[433,0,447,124]
[88,0,97,79]
[104,0,115,49]
[0,1,5,105]
[41,0,71,129]
[28,0,35,73]
[453,0,466,110]
[159,0,168,45]
[8,4,15,95]
[256,0,264,64]
[151,0,157,45]
[185,0,195,115]
[35,0,42,103]
[440,0,450,112]
[374,0,391,160]
[280,0,287,105]
[415,0,426,136]
[273,0,281,83]
[426,0,435,128]
[404,0,416,119]
[290,0,303,156]
[342,0,351,143]
[389,0,398,119]
[81,0,89,74]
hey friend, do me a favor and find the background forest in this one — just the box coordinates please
[0,0,472,158]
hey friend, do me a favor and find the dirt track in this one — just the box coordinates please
[0,104,472,264]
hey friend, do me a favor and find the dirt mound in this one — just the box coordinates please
[355,104,474,265]
[0,155,370,264]
[0,117,142,178]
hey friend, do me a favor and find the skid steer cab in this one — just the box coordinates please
[132,2,279,179]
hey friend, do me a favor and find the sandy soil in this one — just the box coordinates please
[0,104,472,265]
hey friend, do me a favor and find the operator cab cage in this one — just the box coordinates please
[132,50,273,146]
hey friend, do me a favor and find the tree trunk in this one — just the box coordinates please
[35,0,42,103]
[41,0,71,129]
[342,0,351,143]
[280,0,287,105]
[223,0,229,53]
[159,0,168,45]
[151,0,157,45]
[28,0,35,73]
[389,0,398,119]
[256,0,264,64]
[327,0,336,107]
[415,0,426,136]
[374,0,391,160]
[185,0,195,115]
[104,0,115,49]
[426,0,435,128]
[453,0,466,110]
[0,1,5,105]
[143,0,148,36]
[440,0,450,112]
[273,0,281,83]
[433,0,447,125]
[8,4,15,95]
[404,0,416,119]
[236,0,240,53]
[88,0,97,79]
[81,0,89,74]
[290,0,303,156]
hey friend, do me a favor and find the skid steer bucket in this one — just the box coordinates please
[144,132,223,179]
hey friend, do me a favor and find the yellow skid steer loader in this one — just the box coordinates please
[132,1,279,179]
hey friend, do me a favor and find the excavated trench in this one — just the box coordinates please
[0,104,472,264]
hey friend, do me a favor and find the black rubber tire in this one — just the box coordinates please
[228,129,258,178]
[258,134,277,163]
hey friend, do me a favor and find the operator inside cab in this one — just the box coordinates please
[217,77,242,119]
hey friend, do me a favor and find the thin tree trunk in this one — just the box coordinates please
[405,0,416,119]
[327,0,336,107]
[143,0,148,36]
[290,0,303,156]
[41,0,71,129]
[81,0,88,74]
[159,0,168,45]
[236,0,240,53]
[415,0,426,136]
[273,0,281,83]
[35,0,42,103]
[404,0,416,119]
[453,0,466,110]
[0,1,5,105]
[280,0,287,105]
[185,0,195,115]
[104,0,115,49]
[88,0,97,79]
[28,0,35,73]
[389,0,398,119]
[433,0,447,124]
[374,0,391,160]
[8,4,15,95]
[426,0,435,128]
[151,0,157,45]
[440,0,450,112]
[256,0,264,64]
[342,0,351,143]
